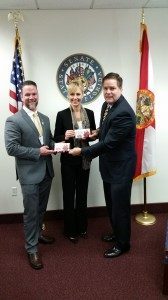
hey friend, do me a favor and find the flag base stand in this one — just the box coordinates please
[135,211,156,226]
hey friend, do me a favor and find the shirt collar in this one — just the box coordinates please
[23,105,37,118]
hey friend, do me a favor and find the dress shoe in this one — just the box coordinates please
[102,233,116,243]
[38,235,55,244]
[79,232,88,239]
[104,245,130,258]
[64,234,78,243]
[27,252,43,269]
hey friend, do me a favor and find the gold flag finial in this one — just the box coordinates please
[141,8,145,24]
[139,8,146,53]
[8,11,24,57]
[8,10,24,29]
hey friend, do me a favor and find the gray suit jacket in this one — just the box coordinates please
[4,108,54,184]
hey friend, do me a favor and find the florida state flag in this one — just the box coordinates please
[134,23,156,180]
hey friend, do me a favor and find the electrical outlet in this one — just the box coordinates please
[12,187,17,196]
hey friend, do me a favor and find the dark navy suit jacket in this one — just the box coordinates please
[82,95,136,183]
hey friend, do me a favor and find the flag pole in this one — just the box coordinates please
[135,178,156,225]
[135,9,156,226]
[8,10,25,113]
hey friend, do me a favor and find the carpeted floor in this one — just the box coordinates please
[0,213,168,299]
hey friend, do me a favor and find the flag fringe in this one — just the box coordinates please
[134,170,156,181]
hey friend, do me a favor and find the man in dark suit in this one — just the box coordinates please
[4,80,55,269]
[69,73,136,258]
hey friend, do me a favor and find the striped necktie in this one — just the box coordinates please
[32,113,43,136]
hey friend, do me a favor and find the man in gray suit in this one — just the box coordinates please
[5,80,55,270]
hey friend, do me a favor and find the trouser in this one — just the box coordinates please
[21,170,52,253]
[103,180,133,249]
[61,162,90,236]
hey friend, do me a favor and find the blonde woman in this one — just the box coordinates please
[54,81,96,243]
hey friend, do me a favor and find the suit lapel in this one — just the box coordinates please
[20,109,41,141]
[66,108,73,129]
[99,97,125,139]
[103,96,124,124]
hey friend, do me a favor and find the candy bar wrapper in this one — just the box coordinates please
[54,143,70,152]
[74,128,90,139]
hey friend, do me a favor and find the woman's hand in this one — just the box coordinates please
[65,130,75,140]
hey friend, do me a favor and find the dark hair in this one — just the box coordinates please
[102,73,123,88]
[21,80,37,91]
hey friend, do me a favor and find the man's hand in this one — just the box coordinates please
[69,147,81,156]
[89,129,99,140]
[40,145,55,156]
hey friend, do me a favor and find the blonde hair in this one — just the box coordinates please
[67,79,84,95]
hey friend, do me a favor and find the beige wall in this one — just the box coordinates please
[0,8,167,213]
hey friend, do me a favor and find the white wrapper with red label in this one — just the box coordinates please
[74,128,90,139]
[54,143,70,152]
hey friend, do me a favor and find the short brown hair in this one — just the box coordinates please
[103,73,123,88]
[21,80,37,92]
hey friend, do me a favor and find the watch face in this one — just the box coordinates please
[136,89,155,129]
[57,53,104,104]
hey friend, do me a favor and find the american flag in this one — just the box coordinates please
[9,28,25,113]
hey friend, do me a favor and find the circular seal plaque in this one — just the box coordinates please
[57,53,104,104]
